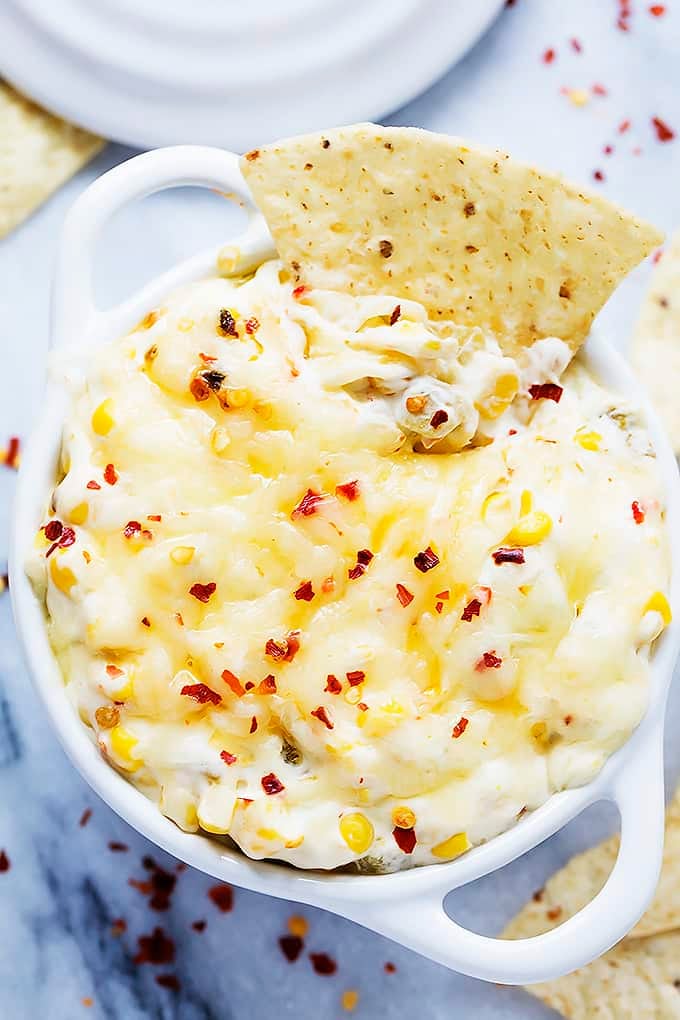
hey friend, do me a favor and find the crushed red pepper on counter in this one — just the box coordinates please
[413,546,439,573]
[108,841,129,853]
[280,935,304,962]
[129,858,177,911]
[180,683,222,706]
[294,580,315,601]
[542,47,556,63]
[189,581,216,603]
[111,918,127,937]
[529,383,563,402]
[395,583,414,607]
[392,826,417,854]
[652,116,675,142]
[192,920,207,932]
[134,927,175,965]
[79,808,92,828]
[0,850,10,872]
[208,884,234,912]
[384,962,396,974]
[156,975,180,992]
[310,952,338,976]
[3,436,20,470]
[262,773,285,795]
[452,716,469,739]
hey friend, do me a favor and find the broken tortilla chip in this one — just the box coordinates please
[0,81,104,238]
[631,231,680,454]
[242,123,662,359]
[526,930,680,1019]
[503,787,680,943]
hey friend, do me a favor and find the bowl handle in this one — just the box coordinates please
[51,145,272,349]
[346,735,664,985]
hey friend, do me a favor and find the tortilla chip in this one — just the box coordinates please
[242,123,661,358]
[503,787,680,943]
[631,232,680,453]
[528,930,680,1019]
[0,82,104,238]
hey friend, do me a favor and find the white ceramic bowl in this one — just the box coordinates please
[10,146,680,986]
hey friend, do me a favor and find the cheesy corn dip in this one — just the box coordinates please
[29,259,670,872]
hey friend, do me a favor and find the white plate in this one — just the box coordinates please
[0,0,504,150]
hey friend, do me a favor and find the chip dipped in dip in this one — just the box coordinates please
[28,126,670,872]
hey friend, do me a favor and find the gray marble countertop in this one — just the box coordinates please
[2,2,680,1017]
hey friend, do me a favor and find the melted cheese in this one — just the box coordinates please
[29,259,670,872]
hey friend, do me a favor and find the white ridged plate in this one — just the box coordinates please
[0,0,504,150]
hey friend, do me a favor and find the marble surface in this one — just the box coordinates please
[2,1,680,1016]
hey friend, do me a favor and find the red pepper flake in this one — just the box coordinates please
[348,564,365,581]
[435,601,444,614]
[346,670,365,687]
[570,37,582,52]
[257,674,277,695]
[134,927,175,965]
[542,47,556,63]
[336,479,360,501]
[311,706,334,730]
[123,520,142,539]
[180,683,222,706]
[385,962,396,974]
[395,583,414,607]
[461,599,482,622]
[245,316,260,334]
[592,83,608,96]
[493,547,525,565]
[292,285,309,300]
[250,715,258,733]
[218,308,238,337]
[141,616,151,627]
[357,701,369,712]
[529,382,563,402]
[619,118,631,134]
[261,772,285,795]
[547,907,563,921]
[156,975,180,992]
[221,669,245,697]
[44,519,63,542]
[134,861,177,912]
[86,479,101,491]
[208,884,234,912]
[322,575,335,593]
[414,546,440,573]
[104,463,118,485]
[325,674,342,694]
[389,305,401,325]
[199,352,217,364]
[3,436,20,470]
[0,849,10,872]
[604,144,614,155]
[476,651,503,671]
[244,681,255,691]
[108,841,129,852]
[564,714,573,726]
[309,952,337,976]
[392,826,417,854]
[79,808,92,828]
[430,409,449,430]
[652,116,675,142]
[452,716,469,739]
[649,4,666,15]
[189,581,216,603]
[46,524,76,558]
[147,514,162,522]
[294,580,315,601]
[190,376,211,402]
[292,488,324,519]
[279,934,304,962]
[632,500,645,524]
[111,918,127,937]
[192,920,207,932]
[220,750,237,765]
[593,169,605,182]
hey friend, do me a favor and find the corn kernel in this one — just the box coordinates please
[505,510,552,547]
[392,806,416,829]
[644,591,672,626]
[530,721,550,749]
[92,398,115,436]
[226,388,250,408]
[185,804,198,828]
[285,836,304,849]
[431,831,470,859]
[339,812,374,854]
[68,502,89,525]
[477,373,519,419]
[170,545,195,565]
[111,678,134,702]
[520,490,533,516]
[50,555,77,594]
[344,686,363,705]
[288,915,308,938]
[574,428,602,451]
[481,490,511,523]
[109,725,142,771]
[257,827,282,841]
[197,784,236,833]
